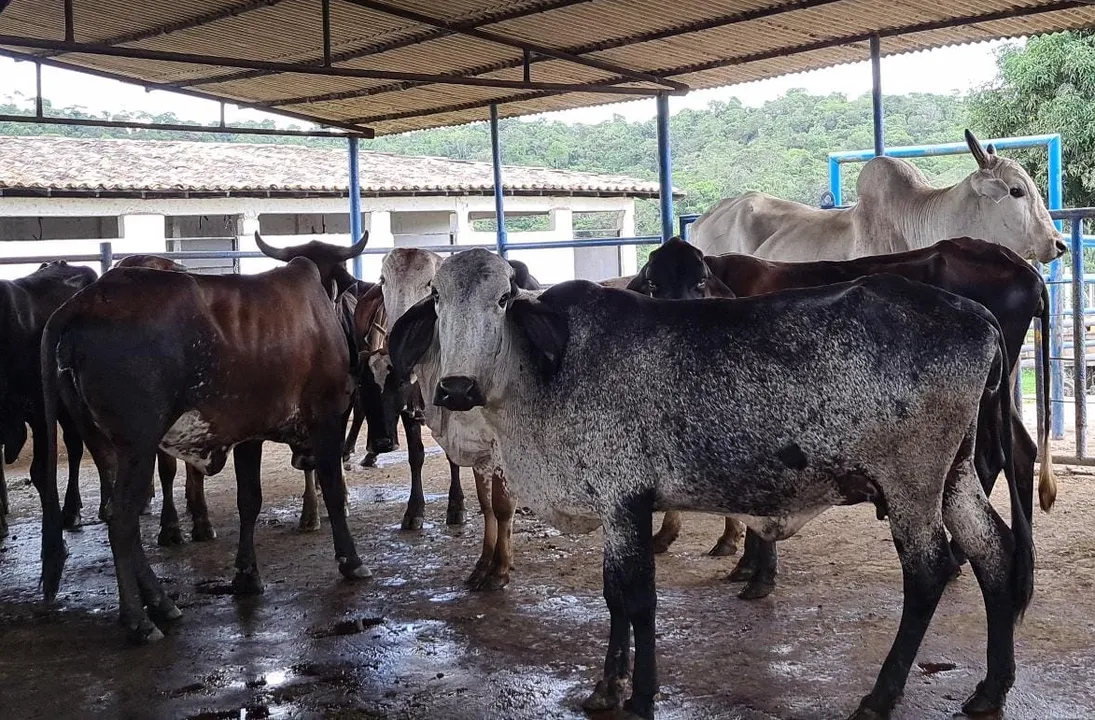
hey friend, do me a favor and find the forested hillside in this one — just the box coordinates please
[1,90,975,235]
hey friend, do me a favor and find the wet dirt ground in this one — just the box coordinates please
[2,427,1095,720]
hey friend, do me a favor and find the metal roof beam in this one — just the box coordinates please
[346,0,1091,127]
[338,0,687,92]
[0,48,376,137]
[270,0,848,107]
[40,0,290,59]
[0,35,671,96]
[169,0,593,89]
[0,113,364,138]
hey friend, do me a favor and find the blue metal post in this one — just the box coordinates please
[348,137,363,279]
[656,92,674,241]
[828,157,843,207]
[870,35,883,157]
[1070,216,1087,457]
[1048,134,1065,438]
[490,104,507,257]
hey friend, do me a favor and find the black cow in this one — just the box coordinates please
[625,236,1053,600]
[40,235,372,642]
[1,261,97,541]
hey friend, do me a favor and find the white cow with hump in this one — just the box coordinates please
[690,130,1067,263]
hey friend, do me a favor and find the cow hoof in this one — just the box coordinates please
[651,531,678,555]
[158,525,184,547]
[738,577,776,600]
[582,679,625,712]
[62,508,83,531]
[191,521,216,542]
[464,559,492,589]
[232,570,264,596]
[125,617,166,645]
[707,538,738,557]
[961,682,1006,717]
[622,697,655,720]
[446,507,467,526]
[98,504,112,524]
[472,571,510,592]
[149,597,182,623]
[298,515,321,533]
[140,502,152,516]
[41,539,70,604]
[359,453,377,468]
[727,558,757,582]
[0,516,7,539]
[339,560,372,581]
[401,514,424,531]
[845,707,887,720]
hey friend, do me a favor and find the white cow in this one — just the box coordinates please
[691,130,1067,263]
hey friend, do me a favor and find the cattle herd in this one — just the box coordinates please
[0,130,1072,720]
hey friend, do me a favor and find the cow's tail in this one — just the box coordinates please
[38,308,69,603]
[1037,281,1058,512]
[992,317,1035,622]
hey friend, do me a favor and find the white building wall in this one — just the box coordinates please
[0,194,638,282]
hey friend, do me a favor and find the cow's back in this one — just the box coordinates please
[692,191,857,261]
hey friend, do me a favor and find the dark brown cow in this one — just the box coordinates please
[39,236,371,642]
[1,261,97,541]
[625,236,1054,599]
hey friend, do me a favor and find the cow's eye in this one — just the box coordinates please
[1010,187,1025,198]
[646,282,658,294]
[696,279,707,290]
[498,291,510,307]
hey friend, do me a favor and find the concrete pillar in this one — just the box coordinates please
[117,213,165,255]
[619,202,639,275]
[361,210,394,280]
[452,206,474,245]
[237,211,274,275]
[549,207,573,239]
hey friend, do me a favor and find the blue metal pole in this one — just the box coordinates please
[1048,134,1065,438]
[828,157,843,207]
[656,92,674,241]
[490,104,507,257]
[1071,216,1087,457]
[348,137,363,279]
[870,35,883,157]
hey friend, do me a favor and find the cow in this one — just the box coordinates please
[690,130,1067,264]
[1,261,97,542]
[39,234,373,642]
[622,236,1055,599]
[378,249,540,588]
[389,248,1034,720]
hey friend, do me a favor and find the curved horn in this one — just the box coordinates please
[254,231,294,261]
[335,231,370,261]
[965,129,990,169]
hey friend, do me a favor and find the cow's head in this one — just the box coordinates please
[255,231,369,298]
[356,349,402,455]
[114,254,188,273]
[390,249,567,412]
[962,130,1066,263]
[379,248,445,335]
[627,237,735,300]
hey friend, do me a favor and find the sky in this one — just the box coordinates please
[0,39,1015,131]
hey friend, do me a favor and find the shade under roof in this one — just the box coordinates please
[2,0,1095,137]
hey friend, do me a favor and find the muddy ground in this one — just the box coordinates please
[1,426,1094,720]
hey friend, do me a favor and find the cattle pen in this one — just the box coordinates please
[4,2,1095,719]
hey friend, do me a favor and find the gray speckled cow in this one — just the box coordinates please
[390,248,1034,720]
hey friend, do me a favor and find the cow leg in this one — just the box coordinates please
[28,416,68,603]
[314,419,369,581]
[401,413,426,531]
[651,511,681,554]
[446,459,466,526]
[709,516,745,557]
[849,494,953,719]
[727,530,779,599]
[0,454,9,539]
[229,440,265,594]
[466,466,497,589]
[943,454,1022,716]
[110,450,172,643]
[59,415,85,530]
[156,451,184,546]
[342,394,365,467]
[298,470,321,532]
[584,501,658,719]
[472,467,516,592]
[185,464,216,542]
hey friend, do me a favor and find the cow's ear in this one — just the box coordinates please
[508,296,569,379]
[704,266,737,299]
[971,171,1010,203]
[625,265,649,294]
[389,296,437,382]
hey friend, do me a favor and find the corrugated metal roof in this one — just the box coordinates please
[2,0,1094,136]
[0,135,674,197]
